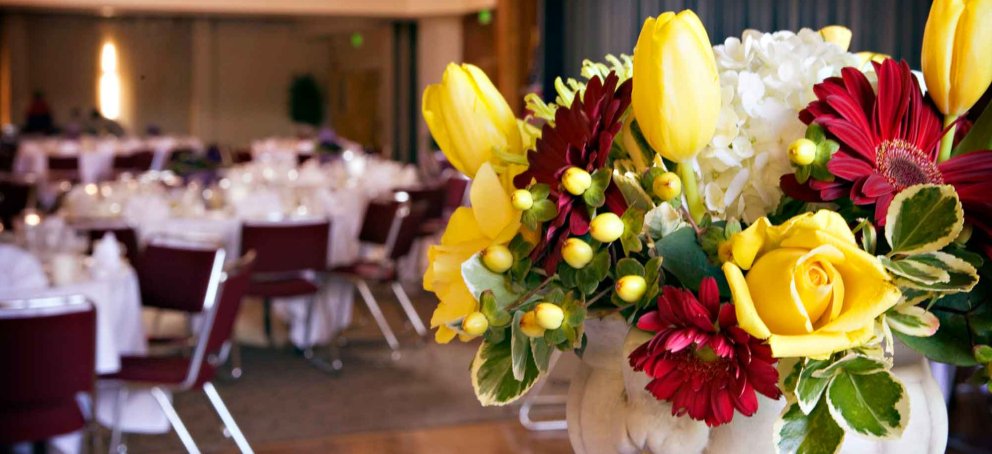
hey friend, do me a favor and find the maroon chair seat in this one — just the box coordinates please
[0,296,95,445]
[101,356,191,385]
[112,150,155,172]
[329,261,396,282]
[46,155,80,183]
[247,277,319,298]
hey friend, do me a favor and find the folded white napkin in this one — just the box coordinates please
[92,232,124,273]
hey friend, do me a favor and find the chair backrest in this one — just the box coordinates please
[240,219,329,274]
[443,174,469,213]
[357,199,402,246]
[112,150,155,171]
[401,186,446,221]
[0,295,95,444]
[0,177,33,230]
[136,242,226,313]
[388,202,428,260]
[47,155,79,171]
[357,195,428,260]
[86,226,140,265]
[184,252,255,388]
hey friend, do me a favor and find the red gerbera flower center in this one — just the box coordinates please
[876,139,944,190]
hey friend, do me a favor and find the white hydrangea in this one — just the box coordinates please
[695,29,860,223]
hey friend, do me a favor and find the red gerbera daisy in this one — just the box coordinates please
[628,277,781,427]
[514,71,631,271]
[782,59,992,236]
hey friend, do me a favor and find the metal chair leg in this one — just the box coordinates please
[303,296,316,359]
[109,386,128,454]
[202,382,254,454]
[262,298,274,346]
[355,279,400,351]
[150,387,201,454]
[390,281,427,337]
[229,341,243,379]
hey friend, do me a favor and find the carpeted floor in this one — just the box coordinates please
[119,285,574,453]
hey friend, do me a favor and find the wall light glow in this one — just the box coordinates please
[99,42,121,120]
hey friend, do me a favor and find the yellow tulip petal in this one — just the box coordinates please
[948,0,992,116]
[731,217,770,270]
[431,280,478,328]
[463,64,522,154]
[435,325,458,344]
[423,84,466,176]
[767,324,874,358]
[441,207,488,246]
[922,0,966,115]
[470,162,517,240]
[723,262,771,339]
[819,25,853,52]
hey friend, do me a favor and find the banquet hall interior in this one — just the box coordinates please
[0,0,990,453]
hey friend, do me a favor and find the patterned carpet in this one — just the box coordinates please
[119,286,573,453]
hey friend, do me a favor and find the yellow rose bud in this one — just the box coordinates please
[615,275,647,303]
[561,238,594,269]
[921,0,992,117]
[520,311,546,338]
[534,303,565,330]
[652,171,682,201]
[632,10,720,163]
[788,138,817,166]
[819,25,853,52]
[462,311,489,336]
[481,244,513,273]
[511,189,534,210]
[562,167,592,196]
[722,211,901,359]
[589,212,625,243]
[855,51,891,69]
[422,63,523,178]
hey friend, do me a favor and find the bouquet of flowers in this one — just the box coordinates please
[422,1,992,452]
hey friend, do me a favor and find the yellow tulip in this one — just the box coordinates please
[632,10,720,163]
[424,163,521,343]
[422,63,523,178]
[819,25,853,52]
[921,0,992,117]
[722,211,901,358]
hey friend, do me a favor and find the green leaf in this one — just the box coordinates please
[481,290,512,328]
[611,169,655,212]
[795,359,833,414]
[896,251,979,293]
[510,311,529,381]
[954,100,992,156]
[810,140,839,181]
[974,345,992,363]
[795,164,812,184]
[886,305,939,337]
[529,183,551,201]
[775,400,844,454]
[620,207,645,255]
[582,168,612,208]
[880,256,949,285]
[530,337,552,373]
[815,355,887,377]
[805,123,827,143]
[462,255,521,307]
[896,286,992,366]
[855,219,876,255]
[471,335,542,406]
[884,184,963,255]
[521,199,558,230]
[575,250,610,295]
[616,258,645,278]
[644,204,686,240]
[655,227,729,295]
[825,369,908,439]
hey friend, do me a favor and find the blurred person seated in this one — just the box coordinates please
[23,92,53,135]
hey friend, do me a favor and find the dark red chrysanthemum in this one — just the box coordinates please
[514,71,631,271]
[628,277,781,427]
[782,59,992,237]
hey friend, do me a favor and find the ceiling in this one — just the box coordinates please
[0,0,497,18]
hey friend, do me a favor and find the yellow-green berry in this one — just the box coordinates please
[589,212,625,243]
[615,275,647,303]
[511,189,534,210]
[561,238,594,269]
[534,302,565,330]
[653,172,682,201]
[481,244,513,273]
[788,138,817,166]
[562,167,592,196]
[462,312,489,336]
[520,311,546,338]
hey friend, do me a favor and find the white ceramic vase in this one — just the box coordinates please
[566,315,948,454]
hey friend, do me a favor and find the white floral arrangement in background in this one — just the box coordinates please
[696,29,859,223]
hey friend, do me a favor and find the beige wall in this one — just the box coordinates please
[3,12,396,146]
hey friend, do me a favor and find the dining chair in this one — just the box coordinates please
[83,225,141,266]
[101,254,255,454]
[112,150,155,173]
[240,219,330,363]
[0,295,96,447]
[47,155,80,183]
[442,172,470,216]
[329,193,429,353]
[0,175,34,231]
[135,240,227,346]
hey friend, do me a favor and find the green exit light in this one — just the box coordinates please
[350,32,364,48]
[478,9,493,25]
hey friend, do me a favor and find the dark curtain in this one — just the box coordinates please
[542,0,932,85]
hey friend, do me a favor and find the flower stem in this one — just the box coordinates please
[937,115,959,163]
[677,161,704,223]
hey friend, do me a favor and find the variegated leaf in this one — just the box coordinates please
[884,184,963,256]
[886,305,940,337]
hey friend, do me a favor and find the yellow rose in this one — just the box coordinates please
[721,211,901,358]
[424,162,520,343]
